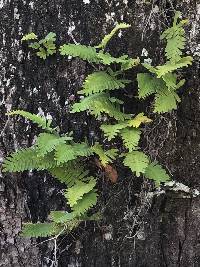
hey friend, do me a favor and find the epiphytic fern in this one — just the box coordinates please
[78,71,130,96]
[120,128,141,152]
[123,151,149,177]
[71,93,130,121]
[144,162,170,186]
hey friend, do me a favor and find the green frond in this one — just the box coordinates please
[78,71,130,96]
[128,113,152,128]
[71,93,129,121]
[48,161,89,186]
[123,151,149,177]
[3,148,39,172]
[50,211,75,223]
[121,57,140,70]
[59,44,99,63]
[7,110,53,132]
[161,12,187,63]
[21,32,37,41]
[21,223,61,238]
[144,162,171,186]
[100,122,127,141]
[154,89,180,113]
[97,51,125,65]
[155,56,193,78]
[120,128,141,152]
[35,133,72,157]
[137,73,161,99]
[72,190,98,216]
[92,143,117,166]
[65,177,96,207]
[96,23,131,50]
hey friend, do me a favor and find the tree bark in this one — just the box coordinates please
[0,1,200,266]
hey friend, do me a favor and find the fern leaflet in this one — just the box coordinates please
[21,32,37,41]
[21,223,61,238]
[120,128,141,152]
[144,162,171,186]
[154,89,180,113]
[128,113,152,128]
[92,143,117,166]
[100,122,127,141]
[123,151,149,177]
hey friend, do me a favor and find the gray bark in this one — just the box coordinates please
[0,0,200,266]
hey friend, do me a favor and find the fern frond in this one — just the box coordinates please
[120,128,141,152]
[50,211,75,223]
[21,223,61,237]
[123,151,149,177]
[92,143,117,166]
[154,89,180,113]
[21,32,37,41]
[144,162,171,186]
[35,133,72,157]
[121,57,140,70]
[137,73,160,99]
[96,23,131,50]
[78,71,130,96]
[155,56,193,78]
[7,110,53,132]
[48,161,89,186]
[65,177,96,207]
[59,44,99,63]
[3,148,38,172]
[71,93,129,121]
[128,113,152,128]
[100,122,127,141]
[161,11,187,63]
[72,190,98,216]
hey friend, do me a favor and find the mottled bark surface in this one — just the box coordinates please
[0,0,200,266]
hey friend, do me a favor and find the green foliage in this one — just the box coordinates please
[78,71,130,96]
[123,151,149,177]
[144,162,171,186]
[7,110,53,132]
[6,14,192,239]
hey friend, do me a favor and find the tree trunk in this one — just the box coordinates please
[0,1,200,266]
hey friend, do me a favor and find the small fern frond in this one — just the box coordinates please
[123,151,149,177]
[78,71,130,96]
[92,143,117,166]
[120,128,141,152]
[71,93,129,121]
[161,11,187,63]
[155,56,193,78]
[154,89,180,113]
[128,113,152,128]
[3,148,38,172]
[100,122,127,141]
[50,211,75,223]
[21,32,37,41]
[96,23,131,50]
[65,177,96,207]
[72,190,98,216]
[48,161,89,187]
[21,223,60,238]
[35,133,71,157]
[137,73,160,99]
[144,162,171,186]
[59,44,99,63]
[7,110,53,132]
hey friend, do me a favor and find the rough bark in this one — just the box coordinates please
[0,0,200,266]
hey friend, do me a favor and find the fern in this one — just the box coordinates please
[7,110,53,132]
[100,122,127,141]
[144,162,171,186]
[59,44,99,63]
[71,93,130,121]
[96,23,131,50]
[161,11,187,63]
[137,73,159,99]
[21,32,37,41]
[35,133,72,157]
[154,89,180,113]
[72,190,98,216]
[78,71,130,96]
[21,223,60,238]
[123,151,149,177]
[128,113,152,128]
[92,143,117,166]
[48,162,89,187]
[120,128,141,152]
[65,177,96,207]
[50,211,75,223]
